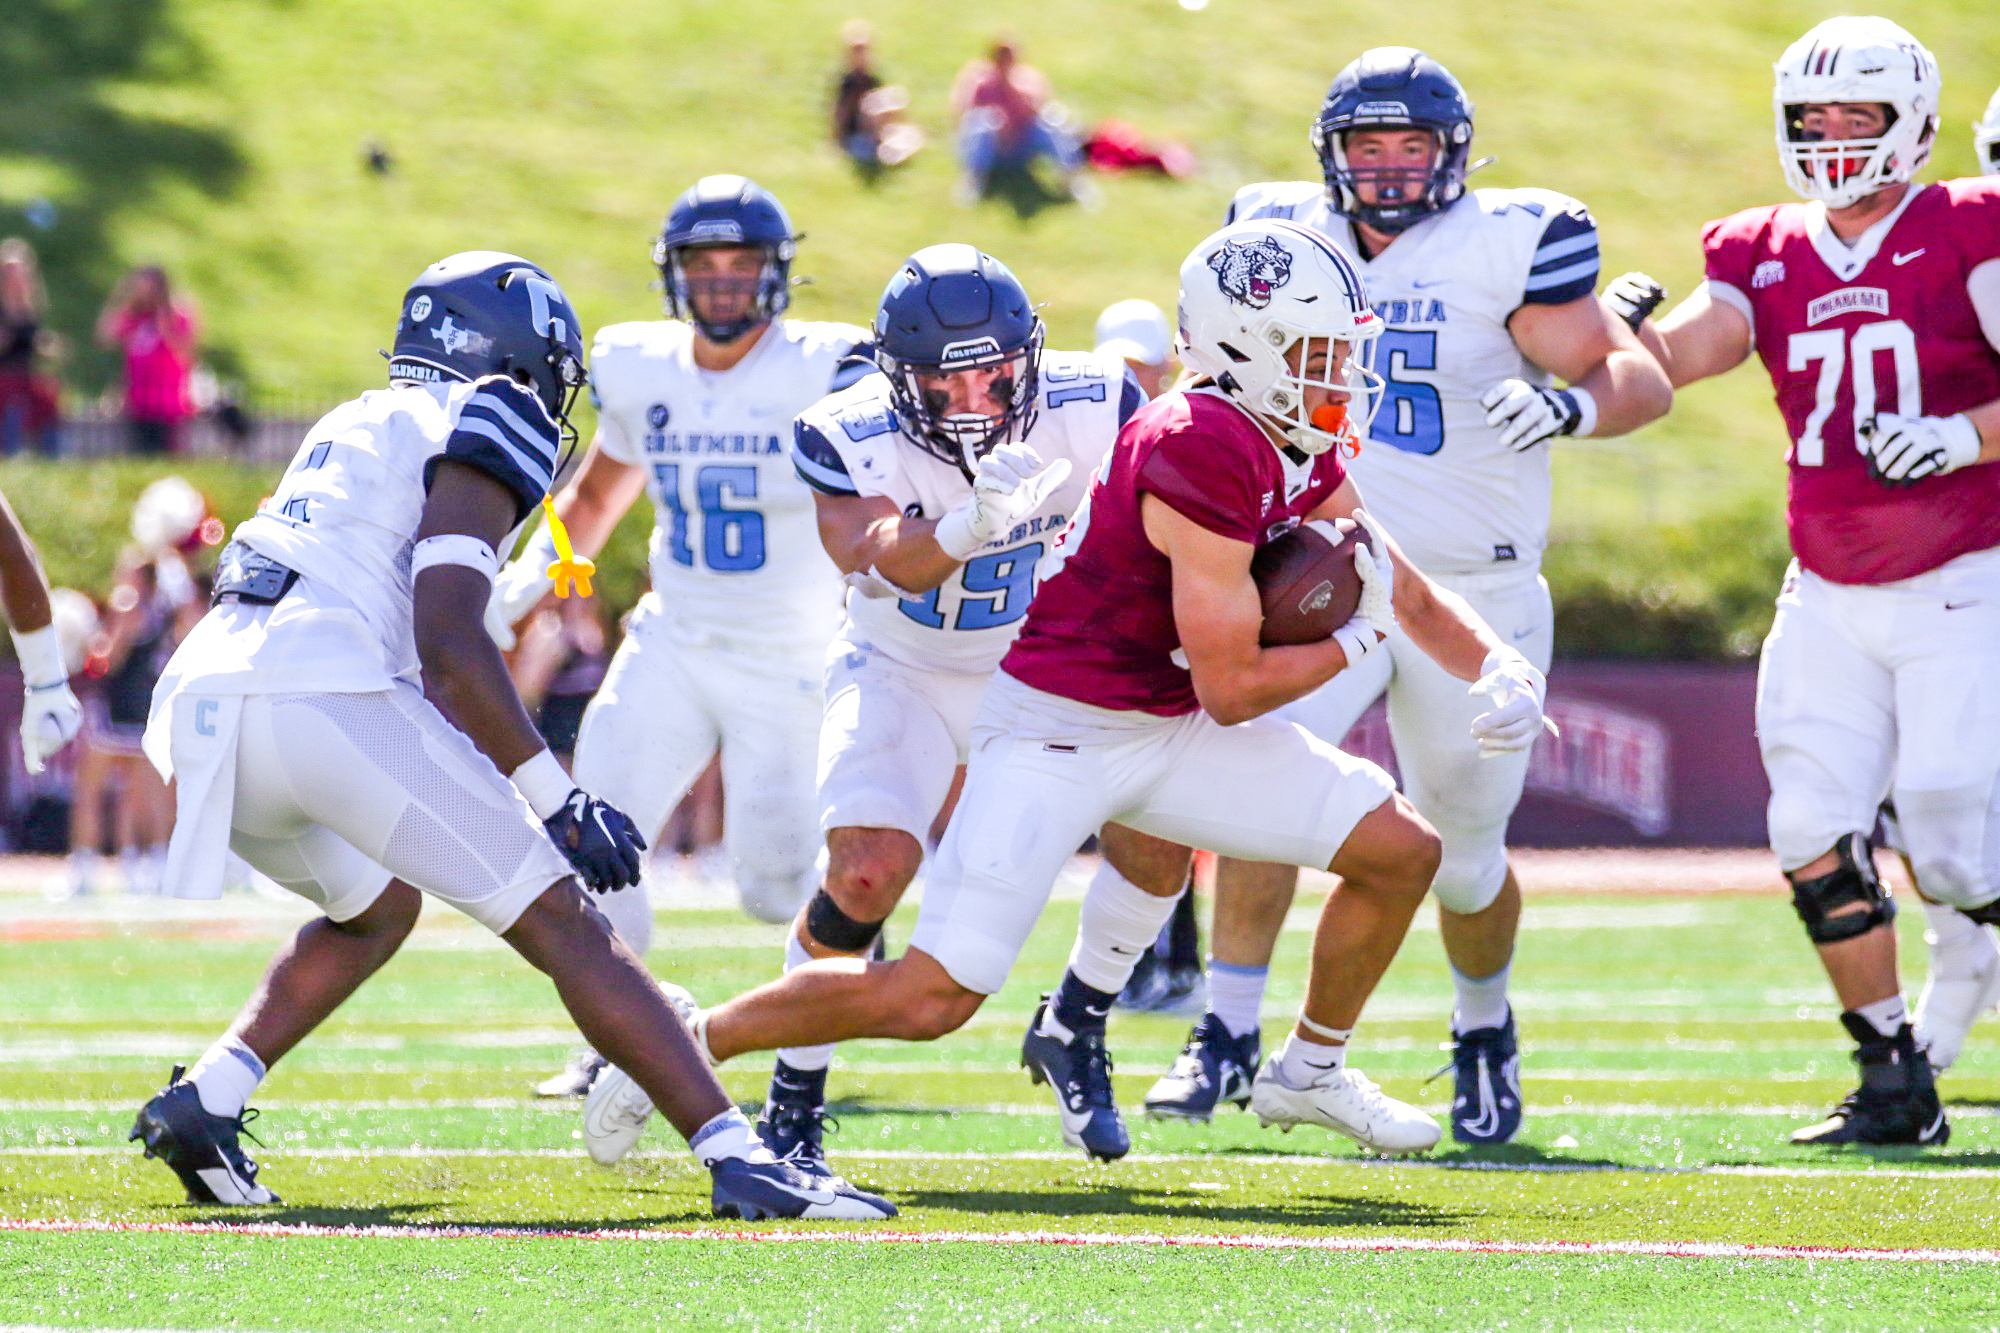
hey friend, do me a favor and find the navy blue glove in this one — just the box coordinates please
[544,790,648,894]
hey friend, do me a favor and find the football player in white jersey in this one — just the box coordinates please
[583,244,1197,1172]
[128,252,892,1221]
[1141,48,1670,1145]
[484,178,869,1098]
[1979,86,2000,176]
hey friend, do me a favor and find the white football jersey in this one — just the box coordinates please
[184,378,561,693]
[793,350,1142,676]
[591,318,868,655]
[1228,181,1602,574]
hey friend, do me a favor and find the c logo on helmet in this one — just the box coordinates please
[1208,237,1293,310]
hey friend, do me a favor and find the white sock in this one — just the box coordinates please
[595,871,655,956]
[689,1107,763,1166]
[777,931,835,1072]
[1451,959,1513,1033]
[119,846,144,894]
[67,849,100,895]
[188,1037,266,1119]
[1065,860,1182,995]
[1924,901,1985,960]
[1208,960,1269,1039]
[1274,1029,1348,1085]
[1853,994,1910,1038]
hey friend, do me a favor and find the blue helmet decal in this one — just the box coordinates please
[653,175,798,344]
[1310,47,1476,232]
[871,244,1044,476]
[388,251,587,437]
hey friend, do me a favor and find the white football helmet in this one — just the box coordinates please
[1772,16,1939,209]
[1977,85,2000,176]
[1175,218,1383,456]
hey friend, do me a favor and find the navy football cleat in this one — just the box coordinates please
[1791,1016,1949,1147]
[1448,1011,1523,1145]
[1144,1013,1261,1122]
[709,1153,896,1221]
[129,1065,280,1205]
[758,1094,835,1174]
[1021,998,1129,1161]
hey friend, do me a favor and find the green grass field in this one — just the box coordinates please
[3,859,1998,1330]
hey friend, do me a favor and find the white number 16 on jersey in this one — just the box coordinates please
[1785,319,1920,466]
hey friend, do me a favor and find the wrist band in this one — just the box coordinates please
[510,748,574,820]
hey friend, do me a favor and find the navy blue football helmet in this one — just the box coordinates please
[653,175,798,344]
[388,251,587,434]
[873,245,1044,476]
[1310,47,1476,232]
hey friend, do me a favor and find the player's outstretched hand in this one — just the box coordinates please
[934,443,1073,560]
[19,678,81,775]
[1480,379,1584,452]
[1860,413,1982,486]
[544,790,648,894]
[1332,510,1397,667]
[1468,650,1551,758]
[1604,272,1667,332]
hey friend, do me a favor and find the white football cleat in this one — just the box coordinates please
[582,1064,656,1166]
[1914,921,2000,1074]
[659,981,719,1067]
[1250,1060,1441,1155]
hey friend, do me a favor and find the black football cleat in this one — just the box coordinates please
[1791,1015,1949,1147]
[1447,1011,1524,1145]
[129,1065,280,1205]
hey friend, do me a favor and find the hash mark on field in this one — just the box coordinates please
[4,1216,1993,1263]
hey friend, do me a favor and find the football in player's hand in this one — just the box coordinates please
[1251,518,1369,647]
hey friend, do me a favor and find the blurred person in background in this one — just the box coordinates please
[1093,299,1177,400]
[64,479,212,897]
[0,239,64,458]
[950,37,1088,205]
[831,21,923,173]
[96,265,199,456]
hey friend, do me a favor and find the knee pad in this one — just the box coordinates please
[804,886,885,953]
[1788,832,1895,945]
[1427,832,1509,915]
[1891,783,1999,912]
[737,868,815,926]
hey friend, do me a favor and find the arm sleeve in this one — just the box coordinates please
[793,417,861,496]
[1522,201,1601,306]
[425,376,560,523]
[1135,427,1262,543]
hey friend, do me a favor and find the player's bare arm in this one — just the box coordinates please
[0,488,55,635]
[1640,285,1753,388]
[546,440,647,559]
[811,488,963,594]
[414,459,552,773]
[1507,293,1671,435]
[1142,493,1349,727]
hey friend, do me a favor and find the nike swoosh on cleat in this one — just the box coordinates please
[1461,1063,1502,1140]
[1923,1109,1946,1140]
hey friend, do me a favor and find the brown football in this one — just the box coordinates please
[1251,517,1369,646]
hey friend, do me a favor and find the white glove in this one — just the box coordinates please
[1468,648,1551,758]
[12,625,81,775]
[1480,379,1595,451]
[1861,412,1982,486]
[932,443,1073,560]
[484,525,561,650]
[1331,511,1397,667]
[1604,271,1667,332]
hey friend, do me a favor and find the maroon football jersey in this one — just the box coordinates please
[1703,179,2000,584]
[1003,389,1348,716]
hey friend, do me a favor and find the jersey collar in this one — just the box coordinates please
[1803,184,1926,282]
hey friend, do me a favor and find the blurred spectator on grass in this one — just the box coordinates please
[1094,299,1177,399]
[0,239,64,457]
[950,37,1089,205]
[95,265,199,456]
[831,20,923,174]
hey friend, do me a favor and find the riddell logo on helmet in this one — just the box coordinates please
[690,221,744,242]
[1208,237,1293,309]
[1355,100,1409,119]
[941,337,1002,362]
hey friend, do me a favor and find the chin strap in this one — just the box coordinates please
[541,495,595,599]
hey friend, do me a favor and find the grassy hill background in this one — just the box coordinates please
[5,0,1998,655]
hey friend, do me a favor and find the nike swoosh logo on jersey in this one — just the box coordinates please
[1945,600,1979,611]
[1891,249,1926,266]
[1409,278,1450,289]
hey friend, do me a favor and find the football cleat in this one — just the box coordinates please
[534,1049,607,1099]
[1143,1014,1260,1121]
[1446,1011,1523,1145]
[1914,920,2000,1075]
[1791,1015,1949,1147]
[1250,1059,1442,1156]
[128,1066,280,1205]
[758,1079,834,1174]
[581,1064,656,1165]
[709,1152,896,1221]
[1116,951,1207,1016]
[1020,998,1129,1161]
